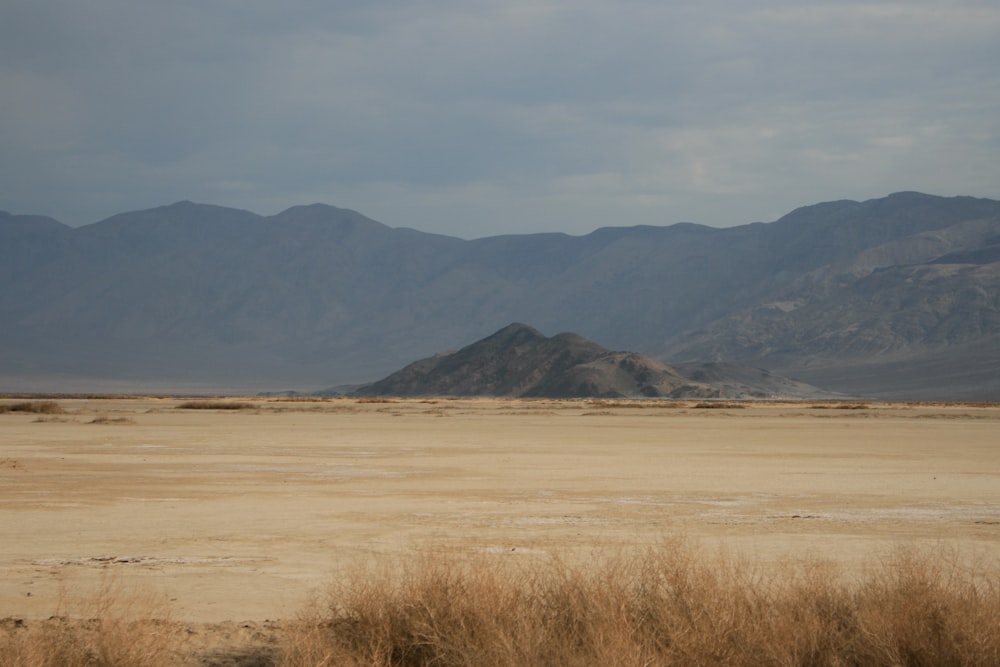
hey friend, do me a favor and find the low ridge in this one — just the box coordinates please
[351,324,721,399]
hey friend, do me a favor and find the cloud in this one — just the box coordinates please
[1,0,998,235]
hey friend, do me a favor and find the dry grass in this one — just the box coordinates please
[586,399,686,409]
[282,543,1000,667]
[174,400,255,410]
[810,403,871,410]
[693,401,747,409]
[0,400,64,414]
[87,416,137,425]
[0,579,175,667]
[3,545,998,666]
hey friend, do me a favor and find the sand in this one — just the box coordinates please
[2,397,999,627]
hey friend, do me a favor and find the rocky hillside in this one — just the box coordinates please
[661,201,1000,398]
[351,324,722,399]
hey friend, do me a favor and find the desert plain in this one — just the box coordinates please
[2,396,1000,656]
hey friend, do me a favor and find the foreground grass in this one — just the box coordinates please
[0,581,175,667]
[3,544,999,666]
[284,544,1000,667]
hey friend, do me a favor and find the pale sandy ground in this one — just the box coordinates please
[2,397,999,661]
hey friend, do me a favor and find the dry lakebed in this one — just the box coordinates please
[2,396,999,660]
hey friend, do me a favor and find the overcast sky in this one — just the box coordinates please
[2,1,998,237]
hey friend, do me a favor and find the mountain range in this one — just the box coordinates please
[1,191,998,398]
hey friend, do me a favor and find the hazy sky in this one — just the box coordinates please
[2,1,998,237]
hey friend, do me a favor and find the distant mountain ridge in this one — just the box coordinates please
[2,192,998,398]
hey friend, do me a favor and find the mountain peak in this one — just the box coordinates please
[480,322,546,344]
[268,203,391,235]
[352,324,718,398]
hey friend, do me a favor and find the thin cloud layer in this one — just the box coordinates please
[2,0,998,236]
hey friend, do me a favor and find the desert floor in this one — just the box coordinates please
[2,397,999,630]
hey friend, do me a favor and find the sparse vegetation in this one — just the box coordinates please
[280,544,1000,667]
[586,399,685,409]
[0,400,64,414]
[0,582,174,667]
[693,401,747,409]
[2,545,999,665]
[88,416,136,425]
[810,402,871,410]
[175,400,255,410]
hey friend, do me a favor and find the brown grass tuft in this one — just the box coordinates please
[3,545,997,665]
[810,402,871,410]
[693,401,746,409]
[279,543,1000,667]
[586,399,685,409]
[0,400,64,414]
[88,416,137,425]
[0,579,175,667]
[175,400,255,410]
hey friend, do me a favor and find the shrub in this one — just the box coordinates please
[280,544,1000,666]
[0,400,64,414]
[693,401,746,409]
[0,581,175,667]
[88,416,136,425]
[175,400,255,410]
[4,545,998,665]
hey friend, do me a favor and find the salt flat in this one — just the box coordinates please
[2,397,999,623]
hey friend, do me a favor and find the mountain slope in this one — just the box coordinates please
[661,199,1000,397]
[1,192,998,397]
[352,324,720,398]
[671,362,845,400]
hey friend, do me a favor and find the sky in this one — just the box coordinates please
[2,1,998,238]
